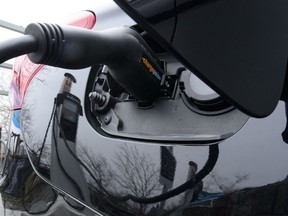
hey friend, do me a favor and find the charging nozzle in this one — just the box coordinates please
[26,23,165,102]
[0,23,164,103]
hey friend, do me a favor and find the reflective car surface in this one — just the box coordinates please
[1,0,288,216]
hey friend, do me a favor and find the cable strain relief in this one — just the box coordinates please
[25,23,64,65]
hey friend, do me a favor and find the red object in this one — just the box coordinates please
[11,11,96,110]
[62,10,96,29]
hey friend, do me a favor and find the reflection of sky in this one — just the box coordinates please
[216,103,288,187]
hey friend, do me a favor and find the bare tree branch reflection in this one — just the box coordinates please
[80,147,114,190]
[112,144,161,214]
[0,67,12,141]
[204,171,249,193]
[79,144,162,215]
[114,145,161,198]
[21,105,51,170]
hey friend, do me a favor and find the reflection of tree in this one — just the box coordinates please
[204,171,249,193]
[113,145,161,214]
[0,99,10,141]
[77,147,133,216]
[114,145,161,198]
[0,67,12,141]
[80,144,162,215]
[19,68,51,160]
[21,107,37,152]
[80,148,113,189]
[21,106,51,170]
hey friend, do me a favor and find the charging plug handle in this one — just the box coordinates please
[24,23,164,102]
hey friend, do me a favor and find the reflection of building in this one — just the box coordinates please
[158,146,176,215]
[160,146,176,189]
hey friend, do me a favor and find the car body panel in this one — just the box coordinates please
[1,1,288,216]
[20,57,288,216]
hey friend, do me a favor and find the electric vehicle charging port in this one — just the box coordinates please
[159,75,178,99]
[89,60,179,114]
[87,60,248,143]
[179,70,234,116]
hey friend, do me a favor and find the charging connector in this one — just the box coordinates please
[0,23,165,103]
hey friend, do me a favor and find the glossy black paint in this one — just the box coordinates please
[2,1,288,215]
[114,0,288,118]
[20,63,288,215]
[0,134,63,215]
